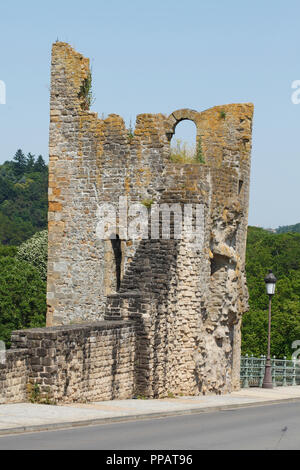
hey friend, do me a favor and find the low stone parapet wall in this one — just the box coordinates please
[0,321,136,404]
[0,349,29,403]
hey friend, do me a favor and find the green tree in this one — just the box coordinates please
[242,227,300,358]
[0,150,48,245]
[26,153,36,172]
[277,223,300,234]
[0,257,46,347]
[13,149,27,176]
[34,155,47,173]
[16,230,48,281]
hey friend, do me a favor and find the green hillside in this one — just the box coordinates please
[0,149,48,245]
[276,223,300,234]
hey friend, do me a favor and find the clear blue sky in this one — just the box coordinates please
[0,0,299,228]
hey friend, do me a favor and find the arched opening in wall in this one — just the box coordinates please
[170,119,199,163]
[110,234,122,291]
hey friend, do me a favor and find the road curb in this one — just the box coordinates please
[1,396,300,437]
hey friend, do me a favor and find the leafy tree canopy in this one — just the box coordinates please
[242,227,300,358]
[0,149,48,245]
[277,223,300,234]
[16,230,48,281]
[0,256,46,347]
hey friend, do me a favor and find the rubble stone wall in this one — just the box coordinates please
[46,42,254,397]
[0,349,28,404]
[0,321,135,404]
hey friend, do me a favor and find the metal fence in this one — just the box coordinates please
[240,355,300,388]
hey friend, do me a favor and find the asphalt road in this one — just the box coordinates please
[0,402,299,450]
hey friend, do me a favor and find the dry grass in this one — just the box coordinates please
[170,139,197,163]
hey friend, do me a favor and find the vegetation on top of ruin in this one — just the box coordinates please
[170,138,205,164]
[78,71,94,111]
[195,137,205,164]
[127,119,134,142]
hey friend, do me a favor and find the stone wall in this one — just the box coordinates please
[0,42,254,404]
[46,42,254,397]
[0,321,135,404]
[0,349,28,403]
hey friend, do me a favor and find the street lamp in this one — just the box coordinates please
[262,270,277,389]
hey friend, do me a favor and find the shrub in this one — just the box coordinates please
[0,257,46,347]
[16,230,48,281]
[170,138,205,164]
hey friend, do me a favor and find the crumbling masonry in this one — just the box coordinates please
[0,43,253,403]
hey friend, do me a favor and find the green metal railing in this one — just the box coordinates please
[240,355,300,388]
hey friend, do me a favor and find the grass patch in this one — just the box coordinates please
[170,138,205,164]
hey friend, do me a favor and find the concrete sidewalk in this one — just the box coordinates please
[1,386,300,436]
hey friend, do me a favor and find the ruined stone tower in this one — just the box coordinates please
[47,42,253,397]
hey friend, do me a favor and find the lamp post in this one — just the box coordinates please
[262,270,277,389]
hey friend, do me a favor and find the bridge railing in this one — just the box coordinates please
[240,355,300,388]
